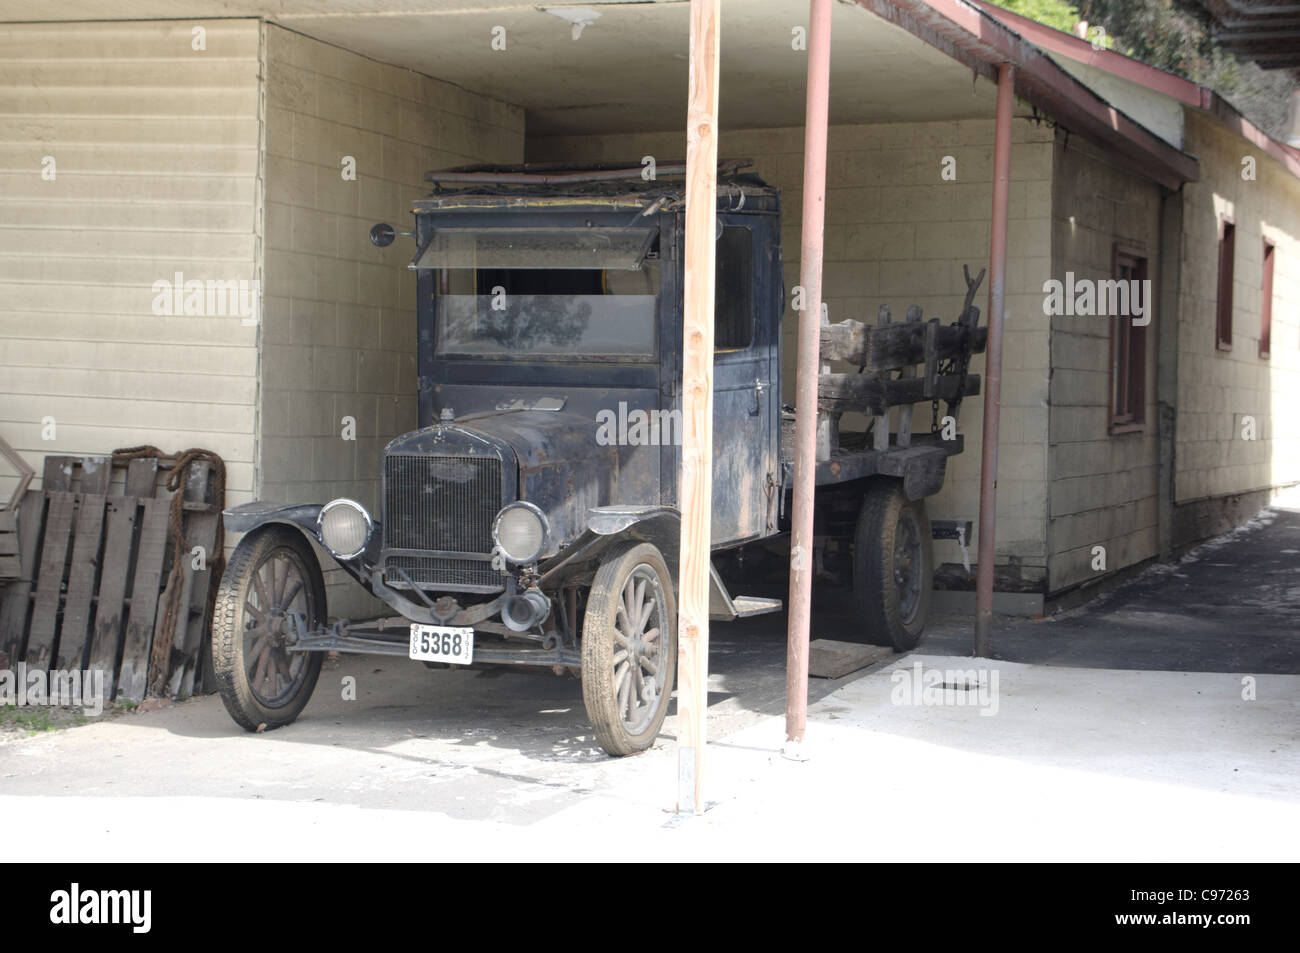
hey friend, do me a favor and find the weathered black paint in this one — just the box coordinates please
[221,169,963,665]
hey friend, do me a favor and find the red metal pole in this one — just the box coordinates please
[786,0,833,747]
[974,63,1015,658]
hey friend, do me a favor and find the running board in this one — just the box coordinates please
[709,562,783,621]
[732,595,783,618]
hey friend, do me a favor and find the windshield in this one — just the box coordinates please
[429,226,660,360]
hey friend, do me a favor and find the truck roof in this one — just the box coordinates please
[411,159,780,213]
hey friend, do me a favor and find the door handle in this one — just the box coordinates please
[753,378,769,414]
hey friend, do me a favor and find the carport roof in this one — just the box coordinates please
[0,0,1199,187]
[969,0,1300,181]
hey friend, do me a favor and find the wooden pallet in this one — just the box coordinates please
[0,453,223,702]
[0,434,35,581]
[42,454,112,494]
[158,461,222,698]
[0,508,19,581]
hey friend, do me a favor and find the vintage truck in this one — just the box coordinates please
[212,160,985,756]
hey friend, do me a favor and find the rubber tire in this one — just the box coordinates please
[211,526,325,732]
[581,542,677,757]
[852,482,932,651]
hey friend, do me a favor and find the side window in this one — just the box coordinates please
[715,226,753,350]
[1110,249,1148,432]
[1216,219,1235,351]
[1261,240,1274,359]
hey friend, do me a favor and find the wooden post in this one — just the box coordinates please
[676,0,720,815]
[974,63,1015,657]
[786,0,833,750]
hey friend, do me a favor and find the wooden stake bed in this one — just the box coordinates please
[781,420,964,499]
[796,266,987,499]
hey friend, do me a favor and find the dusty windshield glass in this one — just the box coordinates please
[414,226,656,271]
[432,227,659,360]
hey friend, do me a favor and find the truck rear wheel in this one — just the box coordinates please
[211,526,325,732]
[581,542,677,757]
[853,482,932,651]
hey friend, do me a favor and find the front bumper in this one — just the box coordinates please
[287,617,579,669]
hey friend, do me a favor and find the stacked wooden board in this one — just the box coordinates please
[769,267,989,500]
[0,433,36,582]
[0,509,19,583]
[816,266,987,460]
[0,453,222,702]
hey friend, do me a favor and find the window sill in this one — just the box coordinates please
[1109,421,1145,435]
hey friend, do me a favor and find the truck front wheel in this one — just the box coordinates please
[853,482,932,651]
[581,542,677,757]
[210,526,325,731]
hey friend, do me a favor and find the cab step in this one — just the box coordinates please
[708,562,782,620]
[731,595,783,618]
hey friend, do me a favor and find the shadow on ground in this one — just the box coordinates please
[921,501,1300,674]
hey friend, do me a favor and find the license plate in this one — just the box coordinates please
[409,625,474,665]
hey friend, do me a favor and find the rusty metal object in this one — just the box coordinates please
[787,0,834,748]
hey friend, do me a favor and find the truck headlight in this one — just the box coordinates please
[318,498,373,559]
[493,502,549,564]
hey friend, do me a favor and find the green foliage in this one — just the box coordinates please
[987,0,1083,34]
[993,0,1296,140]
[0,705,56,734]
[1078,0,1296,139]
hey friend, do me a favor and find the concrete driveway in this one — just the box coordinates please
[2,492,1297,860]
[0,612,873,817]
[3,647,1296,861]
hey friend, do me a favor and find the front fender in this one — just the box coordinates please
[536,505,681,593]
[223,501,323,536]
[223,501,379,593]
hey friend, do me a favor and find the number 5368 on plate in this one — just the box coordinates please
[409,624,474,665]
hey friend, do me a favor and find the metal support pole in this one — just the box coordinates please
[786,0,833,747]
[676,0,719,814]
[974,63,1015,658]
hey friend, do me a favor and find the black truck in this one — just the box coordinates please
[212,161,984,756]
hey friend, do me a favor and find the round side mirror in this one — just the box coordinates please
[369,223,396,247]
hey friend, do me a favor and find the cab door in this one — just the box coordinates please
[709,217,779,547]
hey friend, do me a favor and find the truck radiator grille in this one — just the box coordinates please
[385,556,502,594]
[383,453,501,556]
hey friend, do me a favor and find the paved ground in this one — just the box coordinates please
[2,491,1297,860]
[924,494,1300,673]
[3,654,1296,861]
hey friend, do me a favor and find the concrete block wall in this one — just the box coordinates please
[259,24,524,614]
[1047,132,1162,592]
[1175,110,1300,506]
[529,115,1056,582]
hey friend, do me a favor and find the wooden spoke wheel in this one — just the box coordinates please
[581,542,677,757]
[211,526,325,731]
